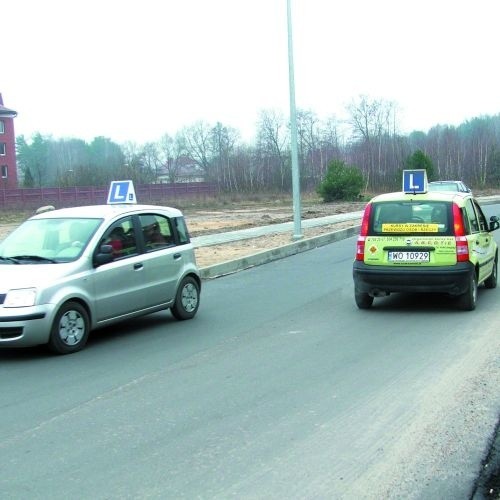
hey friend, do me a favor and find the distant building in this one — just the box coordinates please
[0,93,18,188]
[157,156,205,183]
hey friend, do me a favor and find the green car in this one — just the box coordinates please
[352,189,499,310]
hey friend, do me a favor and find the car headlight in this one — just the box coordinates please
[4,288,37,308]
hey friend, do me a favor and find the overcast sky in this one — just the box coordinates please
[2,0,499,145]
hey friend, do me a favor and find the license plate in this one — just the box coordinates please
[388,251,430,262]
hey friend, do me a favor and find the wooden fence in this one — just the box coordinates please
[0,182,218,209]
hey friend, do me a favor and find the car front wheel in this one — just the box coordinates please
[48,301,90,354]
[171,276,200,320]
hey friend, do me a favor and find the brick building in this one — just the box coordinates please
[0,93,18,188]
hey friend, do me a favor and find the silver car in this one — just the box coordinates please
[0,204,201,354]
[427,180,472,193]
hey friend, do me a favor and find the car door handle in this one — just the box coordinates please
[173,253,182,260]
[133,263,144,270]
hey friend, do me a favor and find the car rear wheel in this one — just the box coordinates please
[48,301,90,354]
[457,272,477,311]
[355,291,374,309]
[484,258,497,289]
[171,276,200,320]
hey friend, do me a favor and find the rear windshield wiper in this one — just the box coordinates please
[9,255,58,264]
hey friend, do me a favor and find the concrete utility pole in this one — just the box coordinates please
[287,0,302,239]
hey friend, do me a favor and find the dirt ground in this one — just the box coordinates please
[186,190,500,267]
[0,201,365,268]
[185,202,364,267]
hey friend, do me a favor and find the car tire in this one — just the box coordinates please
[457,272,477,311]
[355,291,374,309]
[484,258,497,289]
[171,276,200,320]
[48,301,90,354]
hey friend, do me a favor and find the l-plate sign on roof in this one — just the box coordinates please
[107,180,137,204]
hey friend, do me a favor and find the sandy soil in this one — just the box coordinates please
[191,220,358,267]
[184,202,364,267]
[0,201,365,268]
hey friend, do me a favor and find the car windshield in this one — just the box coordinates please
[370,201,452,235]
[0,217,102,263]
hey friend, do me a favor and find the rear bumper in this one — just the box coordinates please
[352,261,473,296]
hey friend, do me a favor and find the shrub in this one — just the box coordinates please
[404,150,436,181]
[317,160,364,202]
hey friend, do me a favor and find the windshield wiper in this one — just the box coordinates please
[9,255,58,264]
[0,256,20,264]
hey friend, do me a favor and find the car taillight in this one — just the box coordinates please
[455,236,469,262]
[452,203,466,236]
[360,203,371,237]
[355,203,371,261]
[355,236,366,261]
[452,203,469,262]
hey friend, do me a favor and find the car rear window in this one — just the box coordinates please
[370,201,452,236]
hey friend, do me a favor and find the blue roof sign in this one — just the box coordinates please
[402,169,427,194]
[107,180,137,204]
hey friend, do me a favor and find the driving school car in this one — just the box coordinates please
[0,181,201,354]
[353,170,499,310]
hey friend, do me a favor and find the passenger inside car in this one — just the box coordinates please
[143,221,171,247]
[431,206,447,227]
[108,227,125,257]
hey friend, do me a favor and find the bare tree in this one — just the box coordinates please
[121,141,155,184]
[49,138,88,186]
[256,110,289,190]
[347,95,398,190]
[211,122,240,191]
[317,116,345,183]
[177,121,214,178]
[141,142,162,182]
[157,134,184,183]
[296,110,319,188]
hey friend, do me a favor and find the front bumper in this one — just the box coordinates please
[0,304,56,348]
[352,261,473,296]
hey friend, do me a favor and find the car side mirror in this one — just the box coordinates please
[94,244,114,266]
[489,215,500,232]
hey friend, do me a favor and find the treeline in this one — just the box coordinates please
[15,96,500,193]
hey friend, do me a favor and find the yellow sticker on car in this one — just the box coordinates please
[382,223,439,233]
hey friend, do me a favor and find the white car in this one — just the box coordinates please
[427,180,472,193]
[0,204,201,354]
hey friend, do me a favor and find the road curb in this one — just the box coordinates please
[200,224,361,279]
[198,195,500,280]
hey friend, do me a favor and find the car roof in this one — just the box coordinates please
[428,180,470,190]
[429,180,464,184]
[369,190,470,204]
[29,204,184,222]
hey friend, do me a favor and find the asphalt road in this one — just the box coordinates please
[1,207,499,499]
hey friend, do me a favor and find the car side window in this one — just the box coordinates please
[472,200,488,232]
[102,217,137,259]
[464,199,479,233]
[140,214,174,251]
[174,217,190,244]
